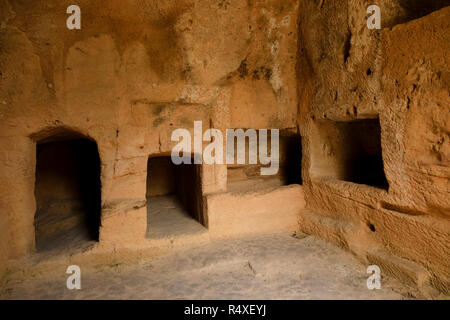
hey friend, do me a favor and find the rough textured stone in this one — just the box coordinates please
[297,2,450,294]
[0,0,449,296]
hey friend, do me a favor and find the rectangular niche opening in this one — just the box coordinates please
[146,155,206,239]
[34,137,101,253]
[227,129,302,193]
[313,118,389,190]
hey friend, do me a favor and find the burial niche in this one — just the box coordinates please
[146,155,205,239]
[313,118,388,189]
[34,133,101,252]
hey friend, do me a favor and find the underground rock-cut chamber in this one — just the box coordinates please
[146,155,206,239]
[34,134,101,253]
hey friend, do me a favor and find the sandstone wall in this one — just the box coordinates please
[0,0,300,270]
[297,1,449,293]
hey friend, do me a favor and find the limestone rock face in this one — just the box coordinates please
[0,0,299,275]
[297,1,450,294]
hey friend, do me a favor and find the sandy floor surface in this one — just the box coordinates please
[146,195,207,239]
[1,233,419,300]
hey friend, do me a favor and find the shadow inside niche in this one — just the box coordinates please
[397,0,450,22]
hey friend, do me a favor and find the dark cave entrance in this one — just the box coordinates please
[34,135,101,252]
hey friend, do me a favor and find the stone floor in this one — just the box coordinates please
[146,195,207,239]
[0,233,419,300]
